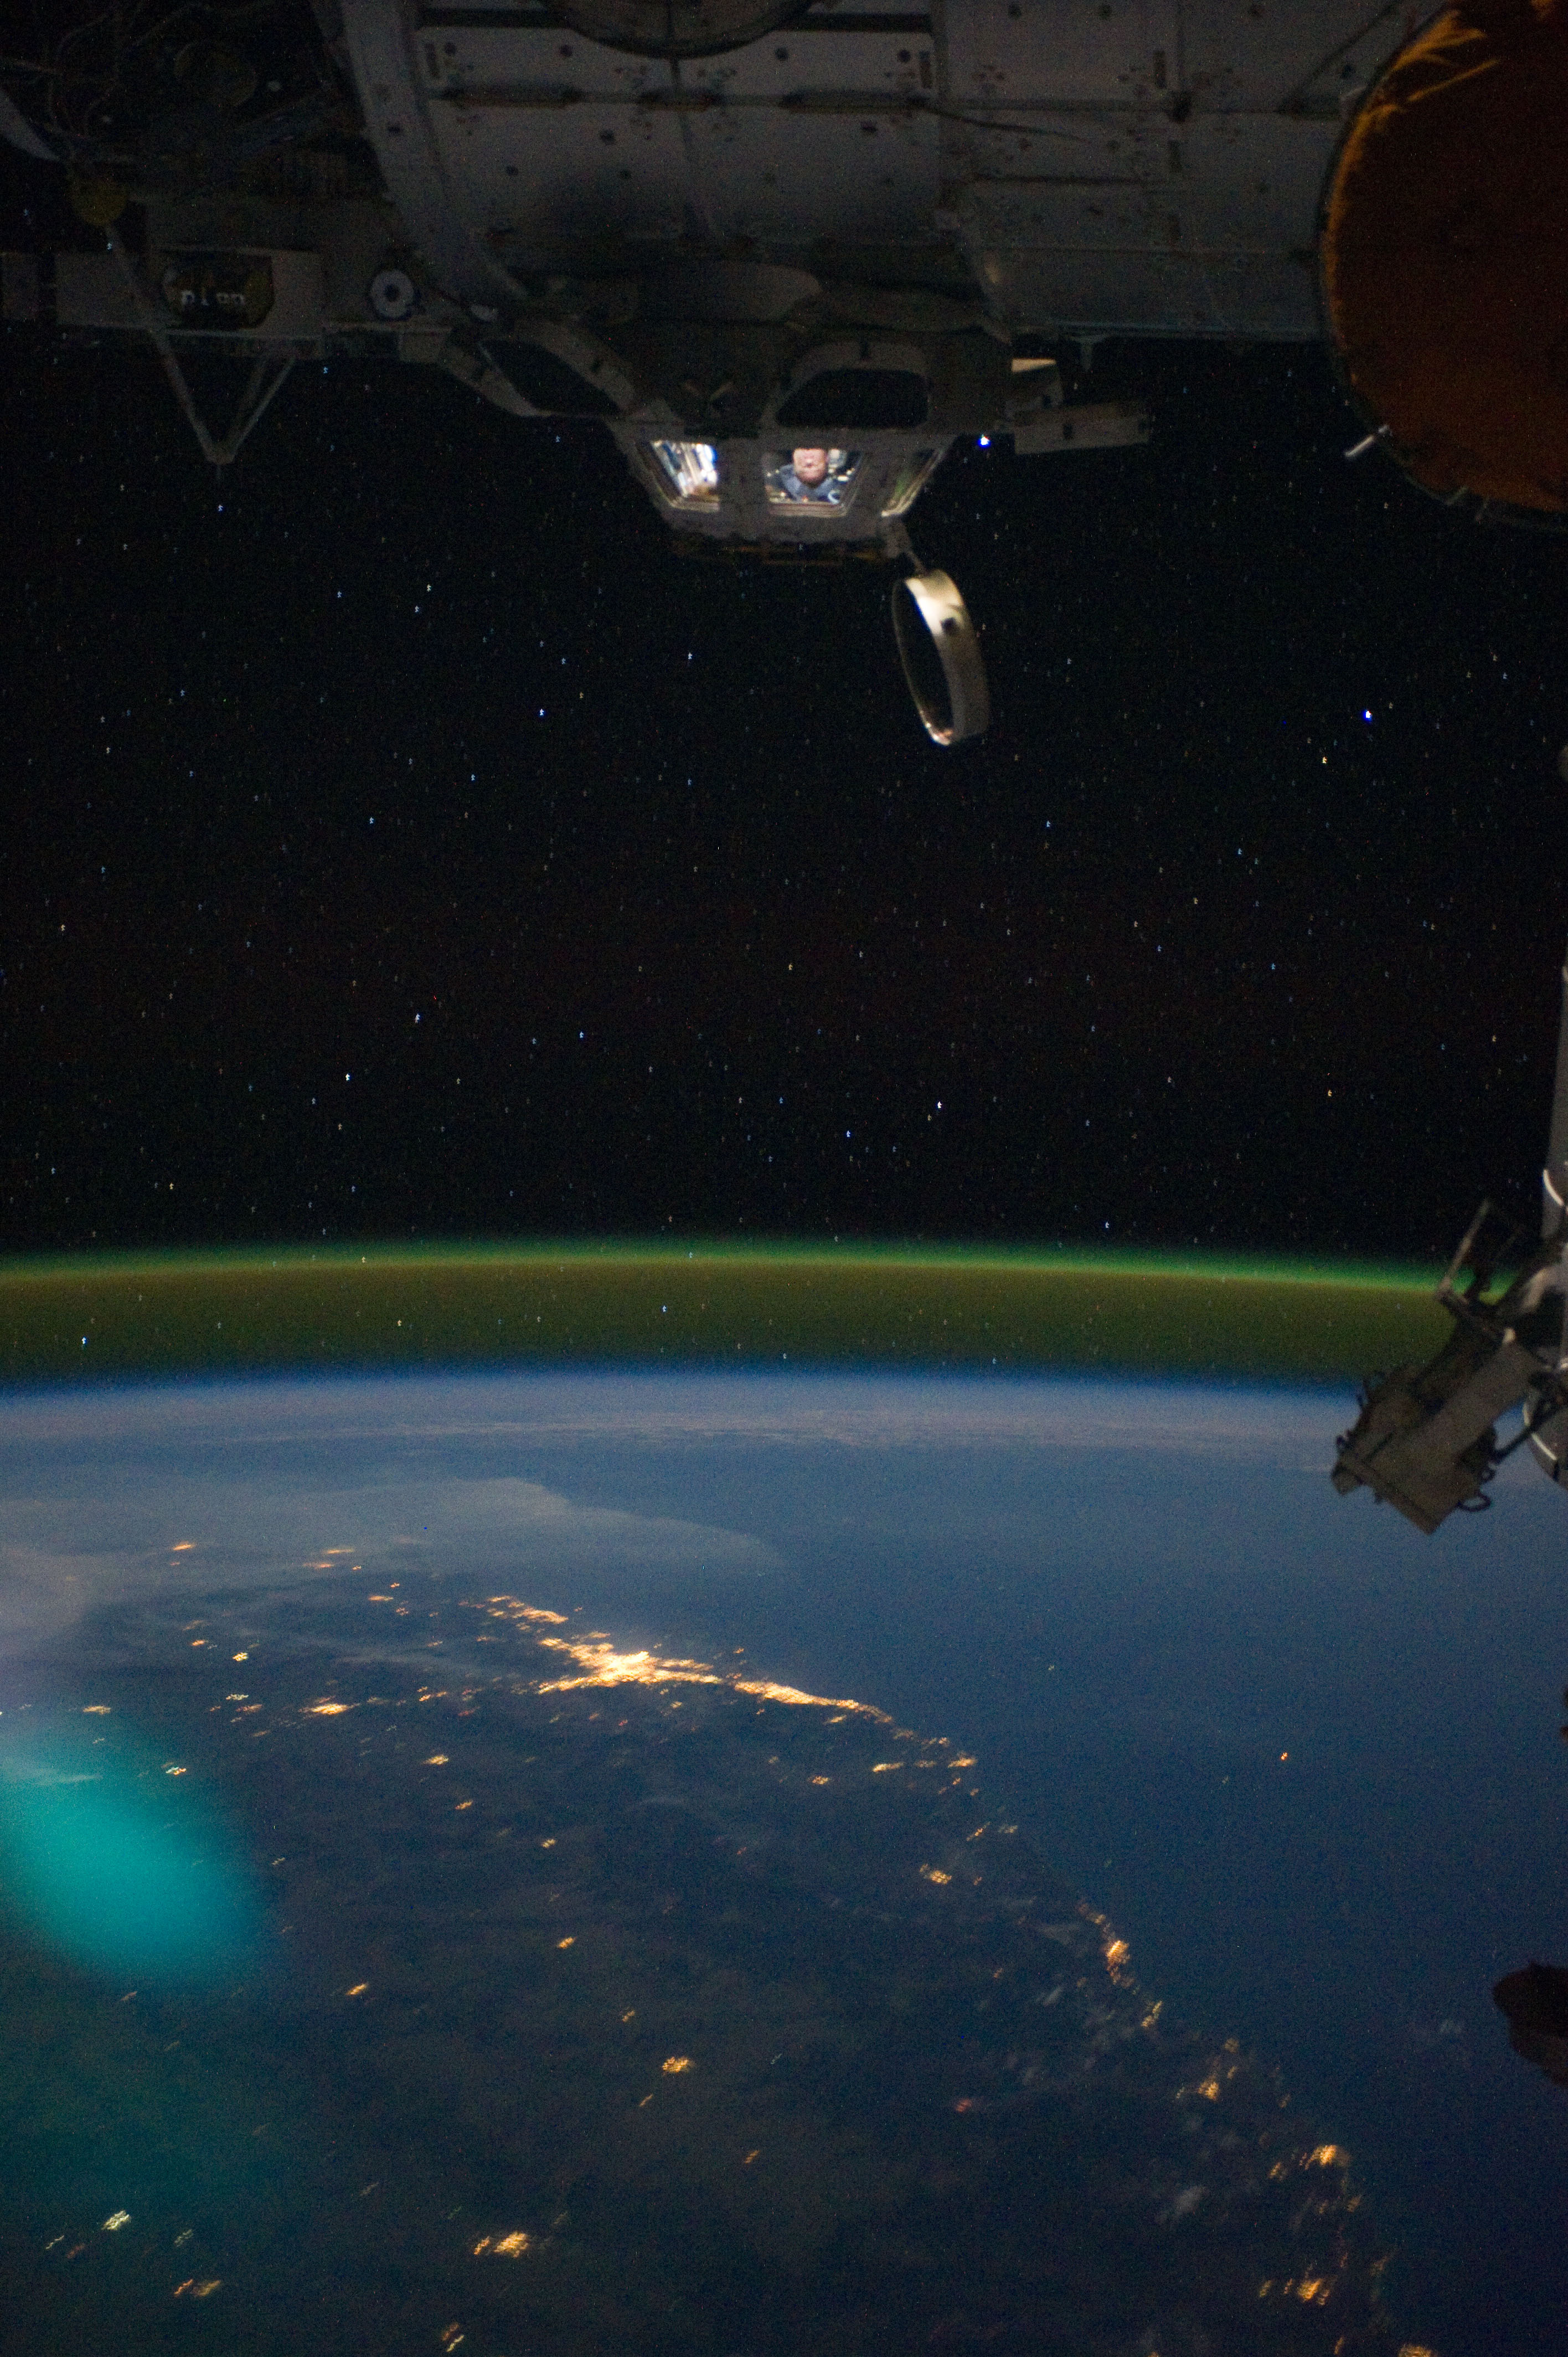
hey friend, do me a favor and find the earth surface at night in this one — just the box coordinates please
[2,1367,1566,2357]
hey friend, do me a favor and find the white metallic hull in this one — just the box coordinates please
[338,0,1415,338]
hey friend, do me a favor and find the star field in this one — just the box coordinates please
[4,324,1564,1263]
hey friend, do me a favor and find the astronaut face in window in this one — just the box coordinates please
[766,447,859,506]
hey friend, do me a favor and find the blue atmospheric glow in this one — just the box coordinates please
[0,1731,264,1984]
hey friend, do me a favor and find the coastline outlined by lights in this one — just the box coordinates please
[19,1561,1394,2346]
[484,1595,895,1720]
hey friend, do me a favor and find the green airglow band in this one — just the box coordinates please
[0,1242,1448,1387]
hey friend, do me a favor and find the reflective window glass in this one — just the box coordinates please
[648,441,720,503]
[880,450,940,517]
[764,448,861,508]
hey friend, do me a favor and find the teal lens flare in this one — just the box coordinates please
[0,1732,263,1984]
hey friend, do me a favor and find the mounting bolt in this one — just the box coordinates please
[369,267,417,321]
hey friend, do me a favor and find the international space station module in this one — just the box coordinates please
[4,1,1566,737]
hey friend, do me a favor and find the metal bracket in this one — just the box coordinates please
[107,234,296,465]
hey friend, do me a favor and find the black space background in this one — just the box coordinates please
[5,223,1566,1261]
